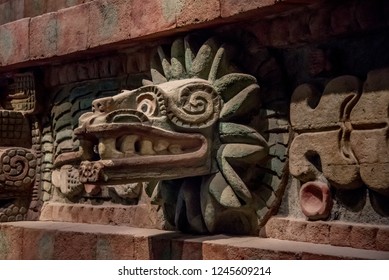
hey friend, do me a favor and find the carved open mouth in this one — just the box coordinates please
[75,124,210,183]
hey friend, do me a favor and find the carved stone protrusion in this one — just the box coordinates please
[0,72,41,222]
[73,36,289,234]
[290,68,389,219]
[299,181,332,220]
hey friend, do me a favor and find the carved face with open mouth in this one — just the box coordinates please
[72,35,288,234]
[75,79,219,183]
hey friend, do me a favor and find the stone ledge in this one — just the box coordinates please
[1,221,388,259]
[264,217,389,252]
[39,202,164,230]
[0,0,320,70]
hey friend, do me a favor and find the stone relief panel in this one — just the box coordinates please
[0,73,42,222]
[290,68,389,220]
[73,35,289,234]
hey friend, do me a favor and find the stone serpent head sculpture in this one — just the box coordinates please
[75,36,288,234]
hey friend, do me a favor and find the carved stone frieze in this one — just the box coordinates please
[290,68,389,220]
[72,35,289,234]
[0,73,42,222]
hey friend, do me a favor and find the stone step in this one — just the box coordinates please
[0,221,388,260]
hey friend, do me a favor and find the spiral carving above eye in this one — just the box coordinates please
[166,83,220,129]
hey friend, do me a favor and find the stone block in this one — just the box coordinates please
[24,0,47,17]
[30,12,57,59]
[96,234,135,259]
[171,237,203,260]
[53,231,97,259]
[22,228,55,259]
[0,18,30,66]
[46,0,66,12]
[176,0,220,27]
[15,0,29,18]
[350,226,378,250]
[88,0,131,48]
[130,0,176,38]
[220,0,275,18]
[263,217,288,239]
[0,225,23,259]
[202,242,228,260]
[0,2,12,25]
[285,220,307,242]
[330,223,352,247]
[305,222,330,244]
[376,228,389,251]
[56,3,89,55]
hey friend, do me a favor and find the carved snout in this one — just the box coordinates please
[92,97,114,113]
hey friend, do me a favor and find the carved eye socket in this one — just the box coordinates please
[136,93,157,116]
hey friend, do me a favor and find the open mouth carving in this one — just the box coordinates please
[75,123,210,183]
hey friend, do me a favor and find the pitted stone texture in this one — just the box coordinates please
[265,217,389,252]
[56,4,89,55]
[39,203,163,229]
[176,0,220,27]
[1,221,388,260]
[0,18,29,65]
[30,12,57,59]
[290,69,389,195]
[88,0,131,48]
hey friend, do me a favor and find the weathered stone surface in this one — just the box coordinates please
[265,217,389,252]
[88,0,131,48]
[0,225,23,259]
[0,18,29,65]
[130,0,176,38]
[56,3,89,55]
[176,0,220,27]
[71,36,288,235]
[30,12,57,59]
[290,69,389,206]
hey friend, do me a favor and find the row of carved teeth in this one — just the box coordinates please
[95,135,186,159]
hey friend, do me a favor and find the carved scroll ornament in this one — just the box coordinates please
[290,68,389,219]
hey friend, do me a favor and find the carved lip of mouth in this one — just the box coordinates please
[76,123,209,171]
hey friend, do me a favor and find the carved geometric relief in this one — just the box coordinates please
[0,72,41,222]
[290,68,389,219]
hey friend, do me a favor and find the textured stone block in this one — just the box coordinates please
[376,228,389,251]
[220,0,275,18]
[130,0,176,38]
[56,3,89,55]
[46,0,66,12]
[171,237,204,260]
[202,242,229,260]
[176,0,220,27]
[96,234,135,259]
[24,0,47,17]
[285,220,307,242]
[0,18,30,66]
[88,0,131,48]
[330,223,352,247]
[53,231,97,259]
[263,217,288,239]
[305,222,330,244]
[30,12,58,59]
[350,226,378,250]
[0,225,23,259]
[22,228,55,259]
[0,2,12,25]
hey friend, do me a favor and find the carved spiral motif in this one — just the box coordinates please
[167,84,220,129]
[0,148,36,193]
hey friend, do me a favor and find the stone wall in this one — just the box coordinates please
[0,0,388,259]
